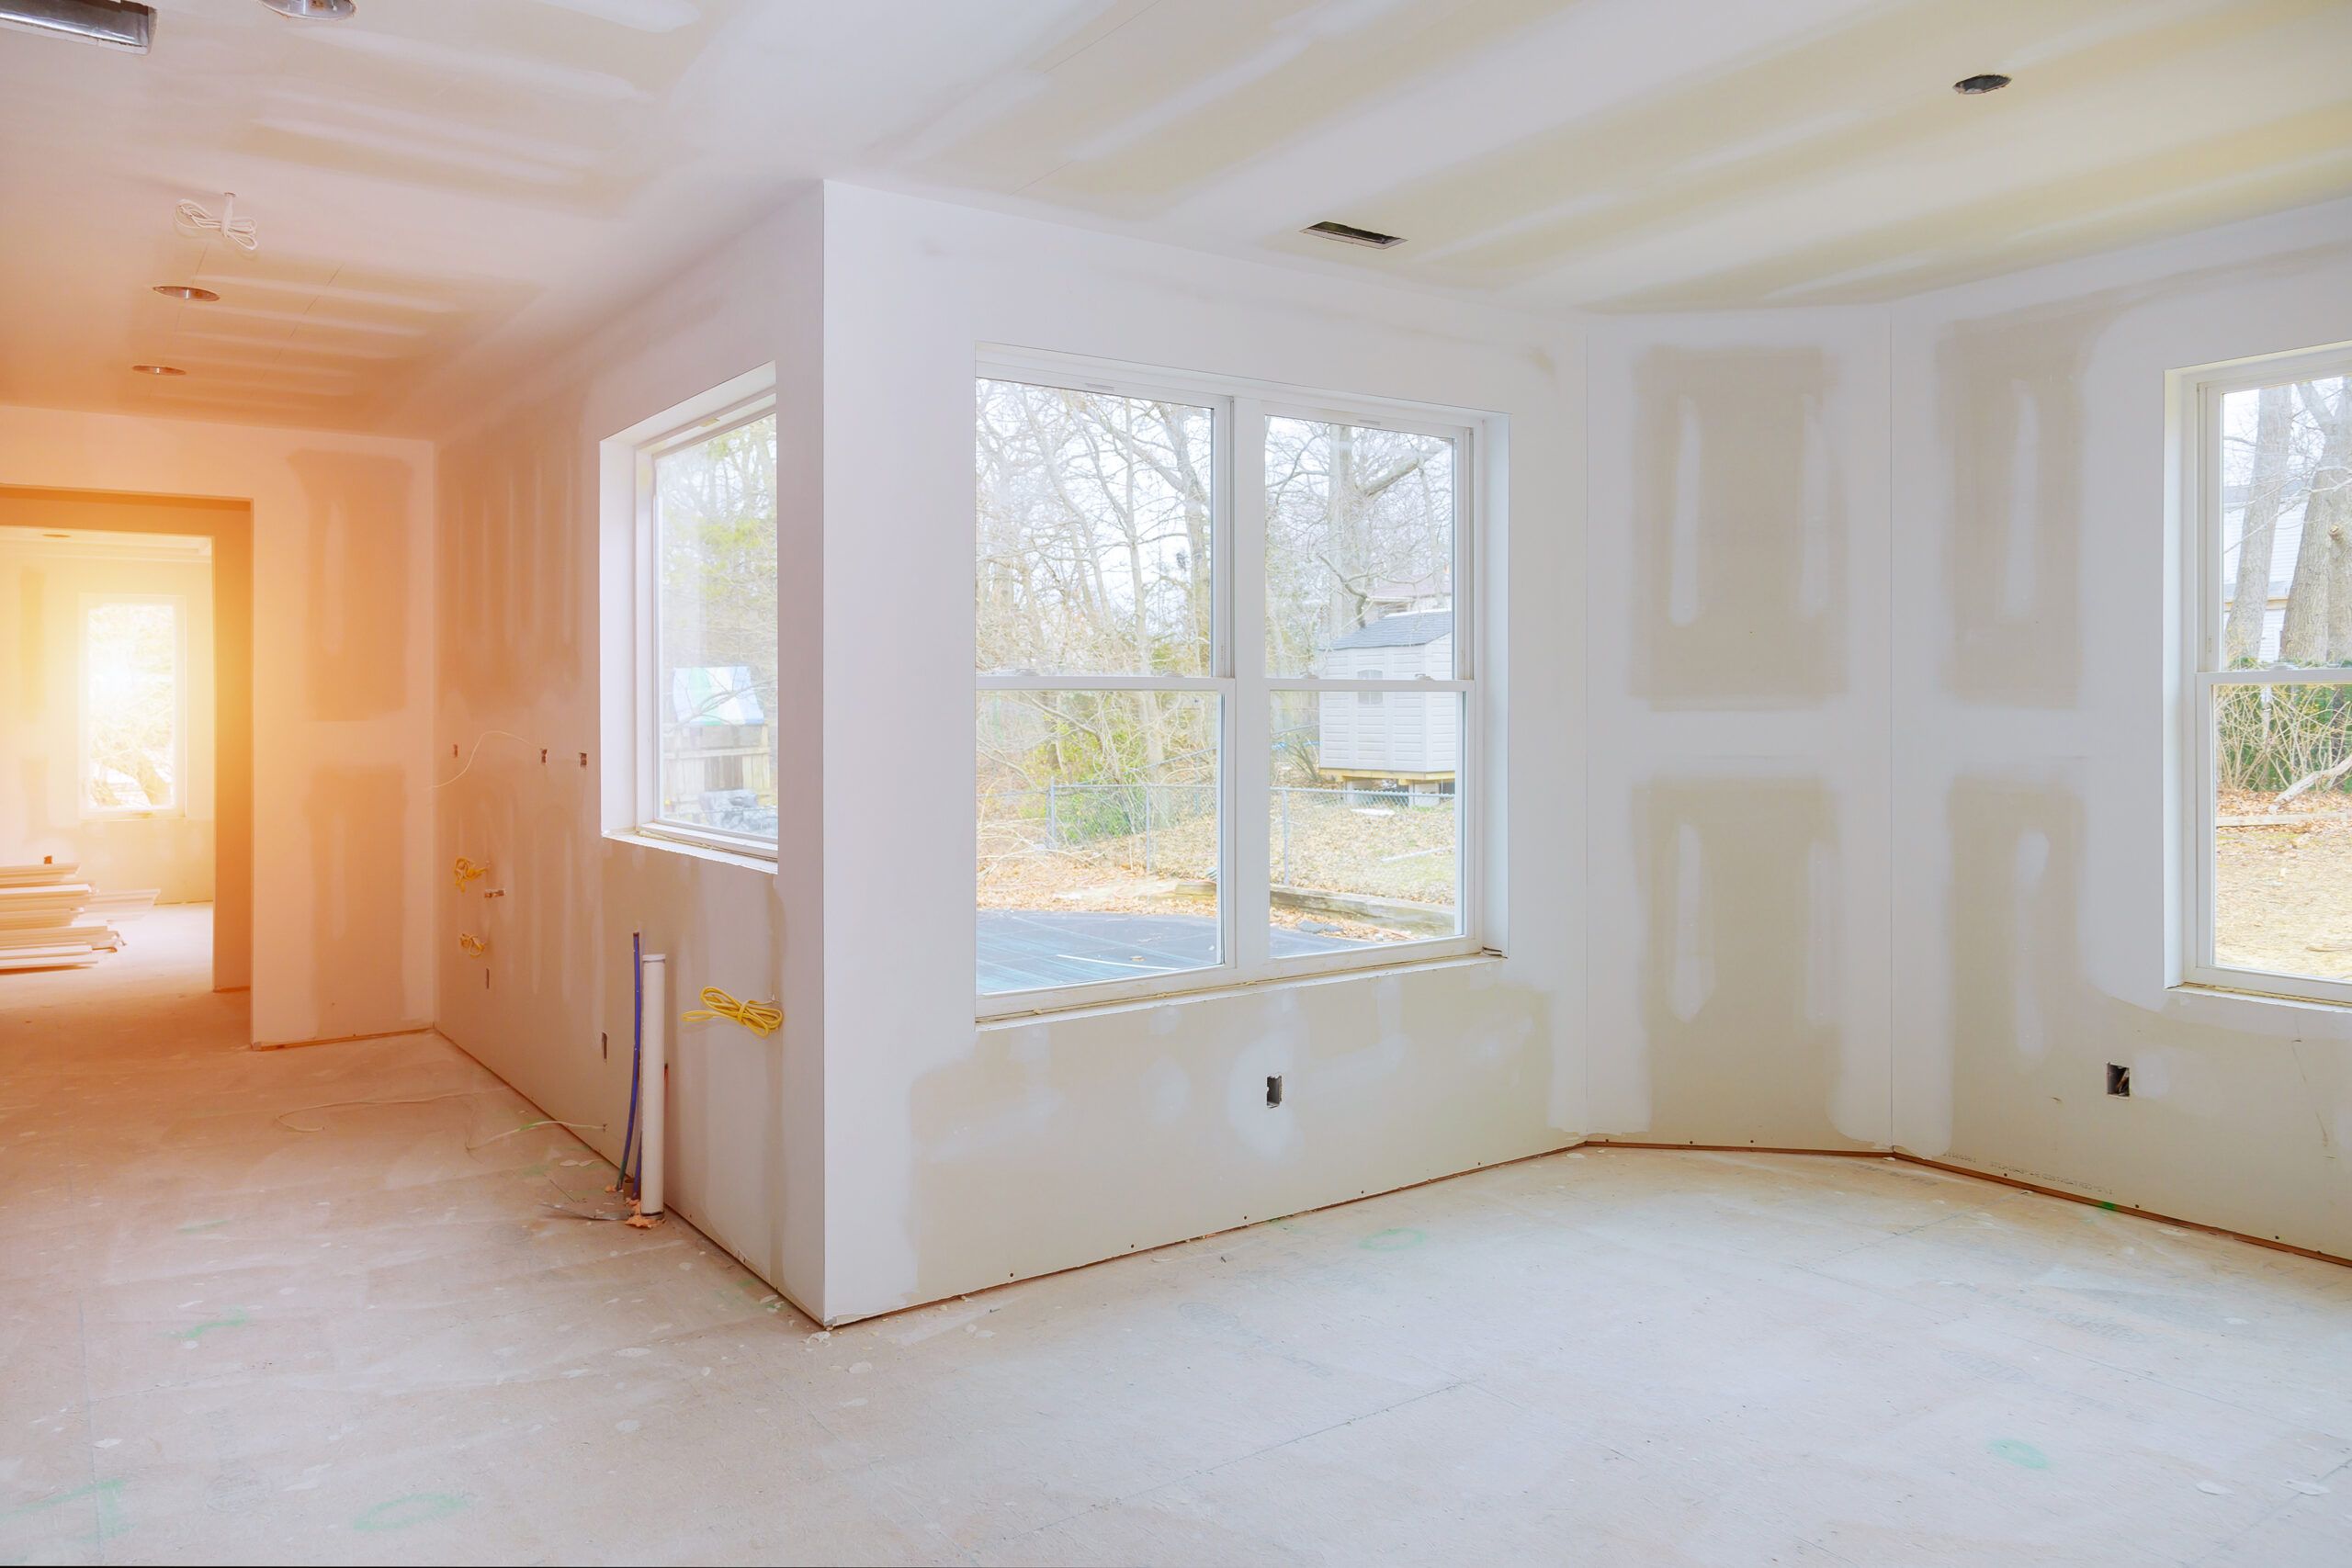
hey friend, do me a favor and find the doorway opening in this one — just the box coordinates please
[0,489,253,1008]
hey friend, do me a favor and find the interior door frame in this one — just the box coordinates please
[0,486,254,994]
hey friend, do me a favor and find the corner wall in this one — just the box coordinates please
[1583,310,1893,1149]
[812,186,1587,1323]
[428,195,825,1314]
[424,183,1586,1326]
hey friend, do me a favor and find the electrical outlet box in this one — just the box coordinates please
[2106,1063,2131,1098]
[1266,1074,1283,1108]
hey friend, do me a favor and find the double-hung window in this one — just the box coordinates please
[630,382,779,857]
[976,358,1483,1011]
[2186,345,2352,1004]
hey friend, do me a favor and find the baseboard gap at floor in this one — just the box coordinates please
[1580,1138,2349,1270]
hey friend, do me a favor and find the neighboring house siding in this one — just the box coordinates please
[1315,630,1455,778]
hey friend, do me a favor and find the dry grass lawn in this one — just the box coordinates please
[2214,788,2352,982]
[978,790,1457,942]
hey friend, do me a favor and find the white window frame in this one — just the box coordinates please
[977,352,1488,1019]
[79,592,187,820]
[2178,342,2352,1007]
[626,376,779,861]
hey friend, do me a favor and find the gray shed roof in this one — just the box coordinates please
[1327,610,1452,650]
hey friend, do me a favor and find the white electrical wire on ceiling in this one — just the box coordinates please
[175,193,258,254]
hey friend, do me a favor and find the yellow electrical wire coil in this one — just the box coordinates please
[458,932,487,958]
[453,856,489,892]
[682,987,782,1037]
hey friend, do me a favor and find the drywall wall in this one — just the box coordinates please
[1584,311,1893,1149]
[1581,197,2352,1257]
[427,183,1582,1325]
[0,540,216,904]
[426,169,2345,1323]
[428,196,824,1314]
[0,415,433,1044]
[810,184,1584,1323]
[1888,199,2352,1258]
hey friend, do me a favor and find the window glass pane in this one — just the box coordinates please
[1268,691,1460,948]
[85,601,178,811]
[978,691,1220,995]
[1265,418,1453,679]
[655,412,778,840]
[977,379,1214,677]
[2212,682,2352,981]
[2218,376,2352,669]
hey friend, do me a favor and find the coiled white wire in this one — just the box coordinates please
[175,194,258,254]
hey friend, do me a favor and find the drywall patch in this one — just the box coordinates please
[1934,304,2115,708]
[293,453,413,721]
[1925,769,2352,1255]
[306,765,411,1038]
[1947,778,2082,1095]
[1634,777,1851,1145]
[1630,348,1844,706]
[892,971,1559,1315]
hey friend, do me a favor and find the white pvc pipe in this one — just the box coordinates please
[639,953,667,1218]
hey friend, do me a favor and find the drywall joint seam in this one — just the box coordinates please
[1582,1139,2352,1269]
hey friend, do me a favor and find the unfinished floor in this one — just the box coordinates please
[0,909,2343,1566]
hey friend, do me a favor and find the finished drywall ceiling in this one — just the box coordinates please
[3,0,2347,434]
[0,0,1047,434]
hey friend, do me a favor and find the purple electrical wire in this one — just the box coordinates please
[618,930,643,1194]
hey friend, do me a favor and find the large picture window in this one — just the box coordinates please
[635,389,778,855]
[977,362,1481,1010]
[2188,347,2352,1004]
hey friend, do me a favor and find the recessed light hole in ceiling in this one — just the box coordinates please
[0,0,153,52]
[1304,220,1406,250]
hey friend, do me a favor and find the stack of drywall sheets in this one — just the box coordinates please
[0,862,130,972]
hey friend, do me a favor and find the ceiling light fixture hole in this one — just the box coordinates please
[1953,73,2012,96]
[1304,220,1407,250]
[130,364,187,377]
[153,285,220,302]
[258,0,356,17]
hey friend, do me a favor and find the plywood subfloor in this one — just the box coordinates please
[3,909,2348,1565]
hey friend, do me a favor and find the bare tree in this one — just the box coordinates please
[2224,383,2293,666]
[2278,382,2351,665]
[2313,380,2352,662]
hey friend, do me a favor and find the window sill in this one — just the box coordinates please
[978,949,1503,1029]
[605,829,776,875]
[2169,980,2352,1017]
